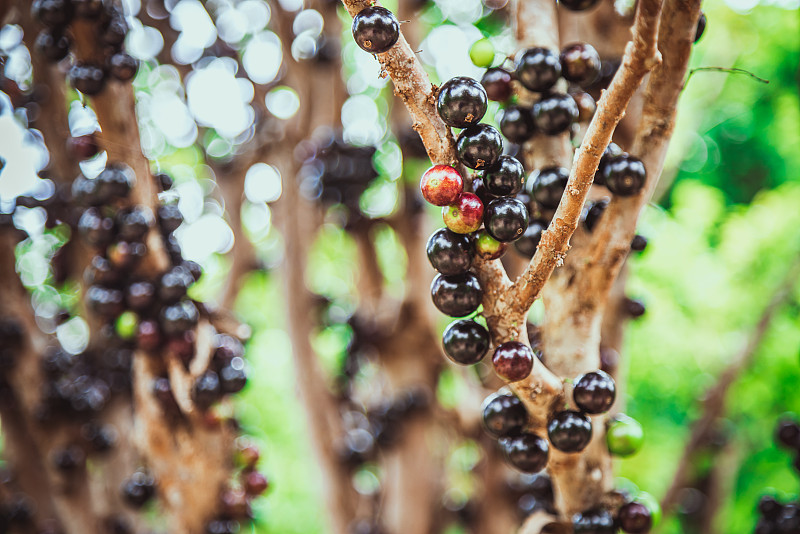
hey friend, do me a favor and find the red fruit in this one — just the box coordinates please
[243,470,269,496]
[67,134,100,159]
[137,320,161,351]
[443,193,484,234]
[492,341,534,382]
[420,165,463,206]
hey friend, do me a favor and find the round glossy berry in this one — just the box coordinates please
[471,176,495,207]
[547,410,592,453]
[759,496,783,520]
[220,357,247,393]
[159,300,199,336]
[606,414,643,457]
[560,43,601,87]
[694,12,706,43]
[420,165,463,206]
[352,6,399,54]
[68,134,99,159]
[32,0,73,27]
[442,319,490,364]
[244,470,269,495]
[483,156,525,197]
[474,230,506,260]
[532,94,579,135]
[442,192,484,234]
[481,67,513,102]
[573,370,616,414]
[121,471,155,508]
[159,265,195,303]
[571,91,597,122]
[437,77,488,128]
[557,0,601,10]
[126,281,156,311]
[35,30,71,62]
[158,204,183,234]
[108,241,147,271]
[109,53,138,82]
[102,14,129,46]
[630,234,648,252]
[481,392,528,439]
[78,207,115,248]
[514,220,545,257]
[499,106,536,144]
[86,286,125,317]
[192,370,221,409]
[469,38,495,68]
[594,142,624,186]
[430,273,482,317]
[484,197,528,242]
[426,228,472,275]
[515,47,560,93]
[456,124,503,170]
[572,509,615,533]
[492,341,534,382]
[69,63,106,96]
[531,166,569,209]
[117,207,152,242]
[618,501,652,533]
[96,163,135,201]
[602,154,646,196]
[776,418,800,449]
[500,433,549,473]
[583,198,608,232]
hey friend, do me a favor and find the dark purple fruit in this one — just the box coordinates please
[531,166,569,209]
[514,220,545,258]
[73,0,103,17]
[137,320,161,351]
[86,286,125,317]
[159,265,195,304]
[572,508,615,533]
[81,422,118,452]
[624,297,646,318]
[96,163,135,201]
[107,241,147,271]
[492,341,534,382]
[557,0,601,11]
[481,392,528,439]
[514,47,561,92]
[618,501,652,533]
[456,124,503,170]
[117,207,152,241]
[442,319,490,365]
[430,273,482,317]
[68,63,106,96]
[351,6,399,54]
[532,94,579,135]
[78,207,115,248]
[601,154,646,196]
[547,410,592,453]
[437,77,488,128]
[121,471,155,508]
[157,204,183,234]
[85,256,121,286]
[776,418,800,449]
[102,15,128,47]
[67,134,100,159]
[219,357,247,394]
[34,30,71,62]
[695,12,706,43]
[426,228,472,275]
[571,91,596,122]
[573,370,616,414]
[159,300,199,336]
[559,43,601,87]
[594,142,624,187]
[481,67,513,102]
[499,433,549,473]
[192,370,221,410]
[583,198,608,232]
[759,496,783,520]
[484,156,525,196]
[484,197,529,242]
[471,176,496,207]
[499,106,536,144]
[32,0,73,27]
[52,444,85,471]
[109,53,138,82]
[214,334,245,362]
[630,234,648,252]
[183,260,202,282]
[156,173,173,191]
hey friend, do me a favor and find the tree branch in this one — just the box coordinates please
[660,253,800,514]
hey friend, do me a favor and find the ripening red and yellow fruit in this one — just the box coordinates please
[420,165,464,206]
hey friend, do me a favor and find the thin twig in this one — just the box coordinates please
[660,253,800,514]
[684,66,769,89]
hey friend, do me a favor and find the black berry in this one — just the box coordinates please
[595,142,624,186]
[531,166,569,209]
[86,286,125,317]
[352,6,400,54]
[430,273,482,317]
[514,220,545,258]
[437,77,488,128]
[532,94,579,135]
[219,358,247,394]
[117,207,152,241]
[560,43,601,87]
[695,12,706,43]
[426,228,473,276]
[492,341,534,382]
[499,433,549,473]
[499,106,536,144]
[32,0,73,27]
[159,265,195,304]
[78,207,115,248]
[547,410,592,453]
[192,370,221,409]
[109,53,138,82]
[583,198,608,232]
[34,30,71,62]
[481,392,528,439]
[630,234,648,252]
[624,297,646,318]
[159,300,199,336]
[96,163,135,201]
[158,204,183,234]
[484,197,529,242]
[68,63,106,96]
[121,471,155,508]
[776,418,800,449]
[573,370,616,414]
[484,156,525,196]
[102,14,128,47]
[481,67,513,102]
[515,48,561,93]
[602,154,646,196]
[442,319,490,365]
[618,501,652,533]
[456,124,503,170]
[572,508,615,533]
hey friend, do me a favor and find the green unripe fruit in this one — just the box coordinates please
[635,491,662,527]
[115,310,139,340]
[474,230,506,260]
[470,38,495,68]
[606,413,643,457]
